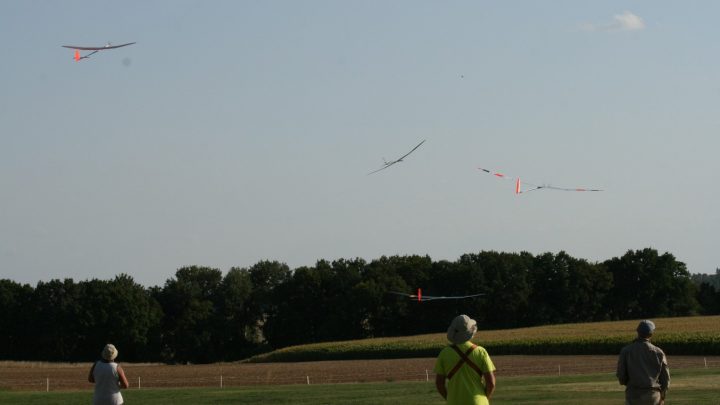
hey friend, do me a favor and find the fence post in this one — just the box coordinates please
[138,377,141,389]
[306,376,310,385]
[704,357,708,368]
[220,375,223,389]
[46,377,49,392]
[426,369,429,382]
[557,365,561,376]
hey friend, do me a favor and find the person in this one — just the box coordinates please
[434,314,496,405]
[616,320,670,405]
[89,343,130,405]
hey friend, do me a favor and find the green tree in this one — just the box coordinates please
[218,267,255,359]
[156,266,223,363]
[232,260,292,351]
[264,258,367,348]
[0,280,34,359]
[468,251,532,329]
[605,248,699,319]
[692,268,720,290]
[696,283,720,315]
[72,275,162,361]
[362,256,411,337]
[526,252,612,325]
[31,279,83,360]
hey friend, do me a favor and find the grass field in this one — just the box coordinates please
[1,367,718,404]
[2,316,718,403]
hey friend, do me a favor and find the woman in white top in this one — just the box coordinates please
[89,344,130,405]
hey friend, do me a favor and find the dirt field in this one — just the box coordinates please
[1,356,718,391]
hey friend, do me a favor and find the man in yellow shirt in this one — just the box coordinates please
[434,315,496,405]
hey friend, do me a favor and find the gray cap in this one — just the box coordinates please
[447,315,477,345]
[637,320,655,337]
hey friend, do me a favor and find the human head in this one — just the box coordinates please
[636,320,655,338]
[447,314,477,345]
[101,344,118,361]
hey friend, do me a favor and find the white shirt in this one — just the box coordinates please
[93,361,124,405]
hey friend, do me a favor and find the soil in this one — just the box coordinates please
[1,355,717,391]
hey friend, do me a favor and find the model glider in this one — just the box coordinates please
[62,42,136,61]
[368,139,426,175]
[478,167,603,194]
[390,288,485,302]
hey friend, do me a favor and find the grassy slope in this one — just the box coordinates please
[1,368,717,404]
[247,315,720,362]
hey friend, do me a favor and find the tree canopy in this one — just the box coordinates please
[0,248,714,363]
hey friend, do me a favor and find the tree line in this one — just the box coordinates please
[1,248,718,363]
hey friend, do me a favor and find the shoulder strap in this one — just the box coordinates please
[447,344,483,379]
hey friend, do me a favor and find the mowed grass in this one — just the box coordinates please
[248,316,720,361]
[1,367,717,405]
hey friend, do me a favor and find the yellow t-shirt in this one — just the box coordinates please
[433,341,496,405]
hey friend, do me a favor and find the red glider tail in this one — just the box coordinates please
[417,288,422,302]
[74,50,80,61]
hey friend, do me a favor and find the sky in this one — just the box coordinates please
[1,1,719,287]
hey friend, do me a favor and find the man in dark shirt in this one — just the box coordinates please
[616,320,670,405]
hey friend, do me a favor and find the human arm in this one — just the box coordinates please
[483,371,496,399]
[659,353,670,402]
[616,351,628,385]
[88,362,96,383]
[117,365,129,389]
[435,374,447,400]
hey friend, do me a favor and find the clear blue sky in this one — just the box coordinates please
[1,1,718,287]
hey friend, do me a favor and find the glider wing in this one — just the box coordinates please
[62,42,136,51]
[368,140,425,175]
[420,293,485,301]
[396,139,426,161]
[389,289,484,302]
[478,167,603,194]
[367,162,395,175]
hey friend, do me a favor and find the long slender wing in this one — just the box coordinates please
[368,140,425,175]
[420,293,485,301]
[367,162,395,175]
[395,139,426,161]
[537,185,603,192]
[478,167,523,194]
[389,291,484,301]
[62,42,136,51]
[389,291,417,298]
[478,167,517,181]
[478,167,602,194]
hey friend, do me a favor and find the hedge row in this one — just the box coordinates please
[246,332,720,363]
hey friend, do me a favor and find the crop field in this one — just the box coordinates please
[1,316,718,403]
[250,315,720,362]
